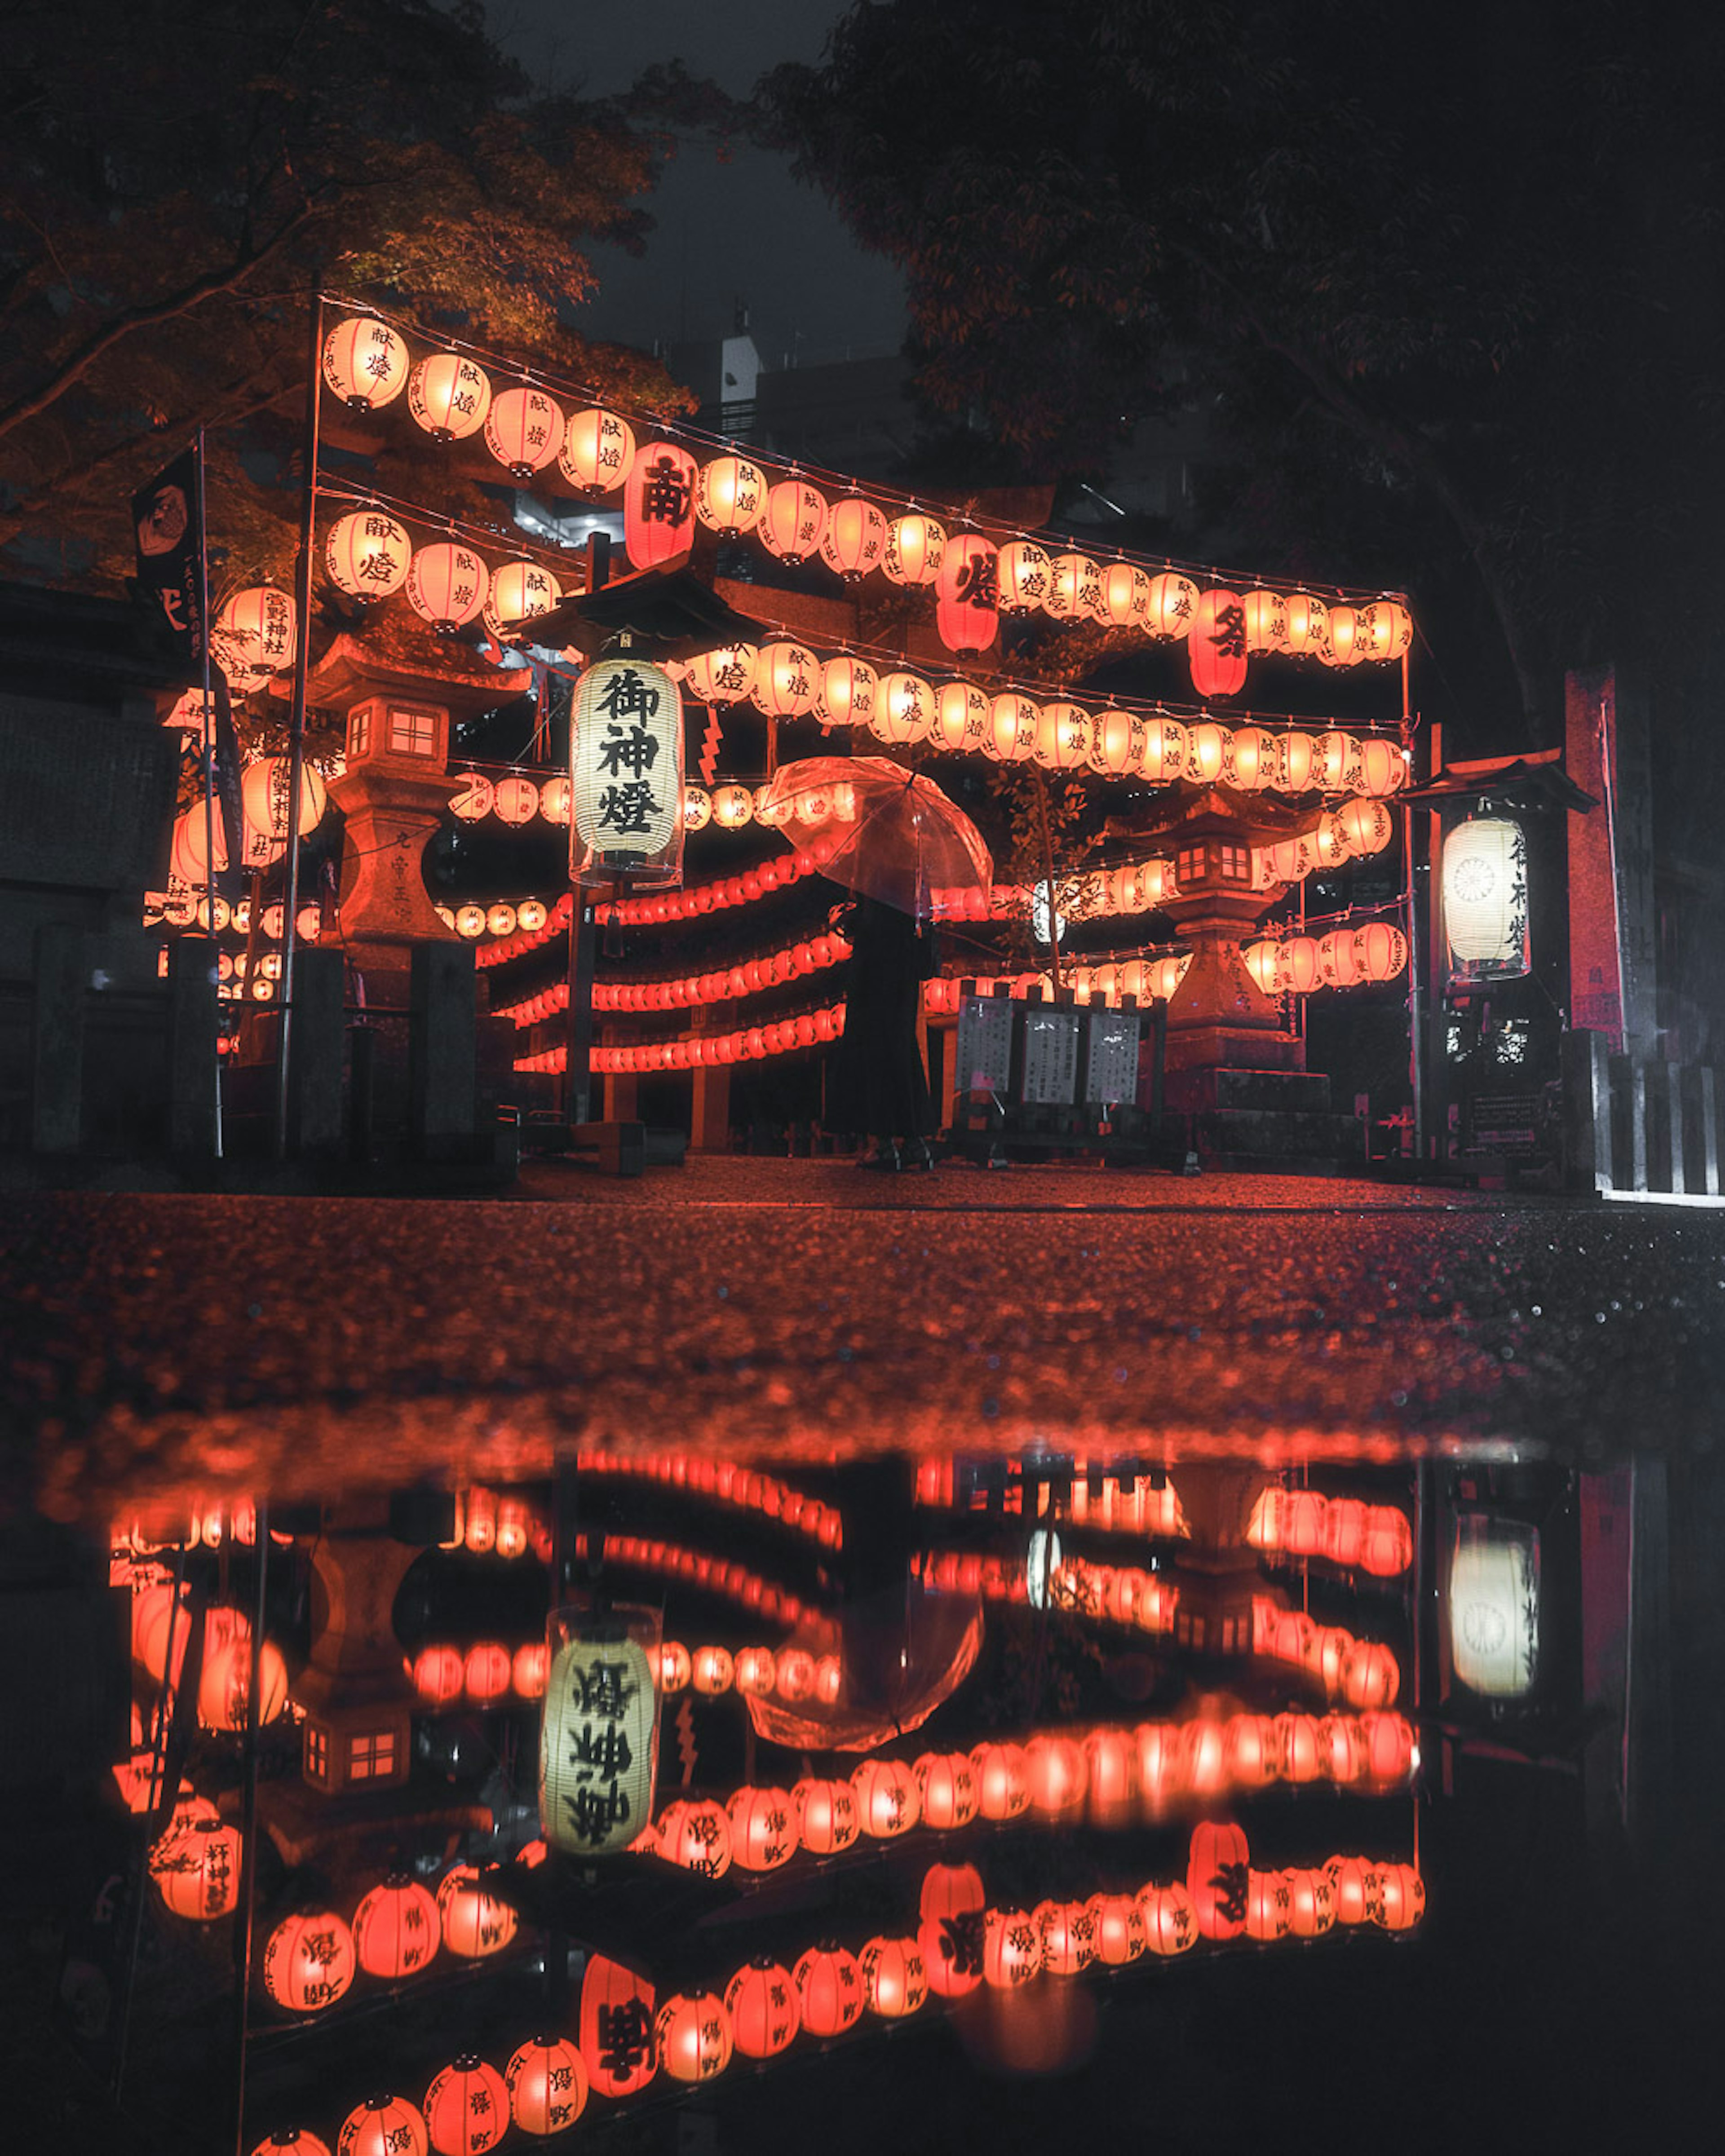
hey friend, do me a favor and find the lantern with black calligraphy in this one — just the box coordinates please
[484,560,562,642]
[997,539,1053,613]
[1285,592,1330,657]
[1241,941,1283,997]
[1323,604,1367,667]
[485,386,564,481]
[936,534,1000,652]
[860,1935,928,2018]
[1285,1867,1336,1939]
[1443,817,1529,983]
[1189,589,1248,697]
[982,1909,1042,1989]
[752,640,820,719]
[776,1646,817,1698]
[264,1910,355,2013]
[1362,598,1414,660]
[1091,707,1144,777]
[1280,936,1323,995]
[465,1639,512,1701]
[241,759,326,855]
[1024,1733,1088,1816]
[1045,551,1104,624]
[1318,928,1364,990]
[571,658,684,889]
[1225,1712,1278,1790]
[1088,1892,1148,1966]
[1354,920,1408,983]
[726,1958,800,2057]
[884,511,947,586]
[794,1943,865,2037]
[151,1819,241,1920]
[1034,700,1092,771]
[1125,1884,1189,1962]
[1100,560,1153,629]
[814,653,877,731]
[1243,1870,1292,1944]
[913,1750,978,1830]
[1224,725,1276,792]
[1342,1641,1401,1711]
[1326,1856,1380,1926]
[580,1955,658,2098]
[690,1643,733,1694]
[918,1864,986,1996]
[873,670,934,746]
[685,644,758,704]
[437,1866,518,1958]
[504,2036,587,2138]
[1362,1505,1414,1576]
[1375,1862,1426,1932]
[760,478,828,562]
[1360,1710,1415,1784]
[1335,798,1395,858]
[337,2095,428,2156]
[559,407,636,495]
[1144,570,1199,640]
[1035,1900,1097,1977]
[322,315,409,410]
[423,2057,507,2156]
[1188,1820,1251,1940]
[821,495,888,580]
[406,543,488,634]
[1314,729,1360,793]
[655,1797,732,1877]
[413,1644,464,1705]
[325,510,412,602]
[970,1740,1031,1820]
[990,692,1039,763]
[624,444,698,569]
[656,1991,734,2083]
[1083,1727,1137,1825]
[734,1644,777,1694]
[1355,735,1407,798]
[408,353,491,442]
[219,586,296,672]
[1186,720,1228,786]
[1243,588,1290,654]
[353,1876,440,1981]
[851,1756,920,1839]
[727,1785,796,1872]
[1276,730,1318,793]
[695,455,767,536]
[538,1608,658,1856]
[933,678,990,755]
[1137,715,1189,783]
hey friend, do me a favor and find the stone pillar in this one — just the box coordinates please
[290,946,346,1158]
[1561,1028,1614,1194]
[30,925,86,1154]
[168,934,221,1157]
[1608,1053,1647,1193]
[409,942,477,1151]
[1677,1065,1719,1196]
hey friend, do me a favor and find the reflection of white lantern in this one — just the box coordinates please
[1030,882,1067,950]
[540,1618,658,1856]
[1447,1519,1538,1698]
[572,657,684,888]
[1026,1529,1062,1613]
[1443,817,1528,981]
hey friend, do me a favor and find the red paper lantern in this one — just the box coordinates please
[727,1785,796,1872]
[1138,1881,1198,1956]
[775,1646,818,1700]
[656,1990,733,2082]
[759,478,829,561]
[1276,1712,1324,1784]
[624,444,698,570]
[913,1751,979,1830]
[695,454,767,536]
[820,494,888,580]
[1342,1641,1401,1711]
[850,1757,920,1838]
[353,1876,440,1981]
[1035,1899,1097,1977]
[1133,1723,1181,1813]
[1244,1869,1292,1943]
[1023,1734,1088,1815]
[1374,1861,1426,1932]
[1087,1892,1147,1966]
[579,1955,657,2098]
[1284,1867,1336,1939]
[559,407,636,495]
[1324,1496,1368,1565]
[725,1957,800,2057]
[969,1741,1031,1820]
[150,1818,241,1920]
[1188,1820,1251,1940]
[1319,1713,1366,1784]
[859,1935,927,2019]
[1360,1711,1415,1784]
[1183,1714,1229,1799]
[936,534,1000,653]
[982,1908,1042,1989]
[336,2096,427,2156]
[263,1910,355,2013]
[463,1640,512,1702]
[1326,1856,1380,1926]
[1361,1506,1414,1576]
[504,2035,587,2138]
[657,1798,734,1877]
[793,1943,864,2037]
[691,1643,734,1695]
[252,2131,331,2156]
[436,1866,517,1958]
[792,1776,860,1856]
[423,2057,507,2156]
[659,1640,692,1692]
[1225,1712,1278,1790]
[884,512,947,586]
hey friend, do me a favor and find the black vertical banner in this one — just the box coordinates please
[207,668,247,903]
[132,448,204,661]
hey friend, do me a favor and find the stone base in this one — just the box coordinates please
[1164,1061,1327,1115]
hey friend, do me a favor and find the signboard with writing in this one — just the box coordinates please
[1019,1006,1081,1105]
[956,992,1014,1094]
[540,1619,658,1856]
[572,658,685,888]
[1083,1010,1141,1104]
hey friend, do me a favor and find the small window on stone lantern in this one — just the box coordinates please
[387,706,438,757]
[347,1728,397,1781]
[349,705,372,759]
[1220,844,1249,880]
[305,1725,329,1783]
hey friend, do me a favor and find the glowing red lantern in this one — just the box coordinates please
[982,1908,1042,1989]
[913,1750,979,1830]
[851,1756,920,1838]
[1277,1712,1323,1784]
[933,678,990,755]
[1361,1710,1415,1784]
[484,386,564,480]
[579,1955,657,2098]
[1024,1734,1088,1815]
[918,1864,986,1997]
[1087,1892,1147,1966]
[408,352,491,441]
[1285,1867,1336,1939]
[1225,1712,1278,1790]
[559,407,636,495]
[658,1798,733,1877]
[727,1785,796,1872]
[504,2035,587,2138]
[150,1819,241,1920]
[263,1909,355,2013]
[1188,1820,1251,1940]
[793,1943,864,2037]
[872,669,933,745]
[1243,588,1290,653]
[1183,1714,1229,1800]
[692,1644,734,1695]
[464,1640,512,1703]
[1285,592,1330,655]
[436,1866,517,1958]
[936,534,1000,653]
[1342,1641,1401,1710]
[695,454,767,536]
[1083,1727,1137,1825]
[198,1635,288,1731]
[759,479,828,562]
[884,512,946,586]
[322,315,409,411]
[405,543,488,633]
[860,1935,928,2019]
[1133,1723,1181,1813]
[1361,1506,1414,1576]
[1045,551,1104,623]
[821,494,888,579]
[1035,1899,1097,1977]
[252,2130,331,2156]
[753,640,821,719]
[792,1776,860,1856]
[353,1876,441,1981]
[1243,1869,1292,1944]
[1280,936,1323,995]
[725,1957,800,2057]
[1326,1856,1380,1926]
[423,2057,507,2156]
[624,443,698,569]
[969,1741,1030,1820]
[1354,920,1409,983]
[996,539,1052,611]
[1138,715,1189,781]
[1186,720,1228,785]
[1144,570,1199,640]
[775,1646,818,1700]
[1139,1881,1197,1956]
[336,2095,427,2156]
[1319,1713,1366,1783]
[659,1640,692,1693]
[1100,559,1153,627]
[1374,1861,1426,1932]
[656,1990,733,2082]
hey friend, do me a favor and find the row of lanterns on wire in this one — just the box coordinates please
[251,1833,1420,2152]
[318,312,1415,673]
[913,1459,1191,1536]
[410,1634,845,1713]
[1241,922,1409,996]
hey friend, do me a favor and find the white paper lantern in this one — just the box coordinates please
[559,407,637,495]
[540,1628,657,1855]
[572,657,684,886]
[325,509,412,602]
[1447,1520,1538,1698]
[406,543,489,632]
[1443,817,1528,978]
[408,352,492,441]
[485,385,565,478]
[321,316,409,410]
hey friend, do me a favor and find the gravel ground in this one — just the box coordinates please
[5,1158,1722,1518]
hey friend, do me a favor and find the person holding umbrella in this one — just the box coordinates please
[763,756,994,1174]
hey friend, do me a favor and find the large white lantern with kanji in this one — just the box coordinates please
[571,655,685,888]
[325,509,412,602]
[540,1607,659,1856]
[1442,817,1528,983]
[321,315,410,411]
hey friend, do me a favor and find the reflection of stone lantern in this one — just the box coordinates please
[294,1504,420,1799]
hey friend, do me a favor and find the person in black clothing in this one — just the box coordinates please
[823,895,939,1169]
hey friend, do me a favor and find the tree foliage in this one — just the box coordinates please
[763,1,1725,744]
[1,0,704,590]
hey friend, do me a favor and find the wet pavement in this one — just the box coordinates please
[6,1159,1723,1515]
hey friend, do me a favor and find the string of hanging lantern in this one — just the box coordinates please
[912,1458,1192,1536]
[314,296,1415,643]
[517,1004,849,1078]
[574,1533,841,1649]
[574,1451,844,1548]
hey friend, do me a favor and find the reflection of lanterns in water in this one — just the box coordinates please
[504,2035,588,2137]
[263,1910,356,2013]
[336,2095,428,2156]
[793,1943,865,2037]
[725,1957,800,2056]
[437,1866,518,1958]
[353,1876,440,1980]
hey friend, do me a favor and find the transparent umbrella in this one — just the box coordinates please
[763,755,993,920]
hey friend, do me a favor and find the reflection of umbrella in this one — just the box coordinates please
[744,1586,984,1753]
[764,756,992,919]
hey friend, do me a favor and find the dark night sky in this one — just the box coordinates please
[495,0,907,371]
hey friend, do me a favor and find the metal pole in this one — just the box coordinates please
[274,292,326,1158]
[230,1504,269,2154]
[1402,653,1424,1160]
[1031,770,1065,989]
[195,432,224,1159]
